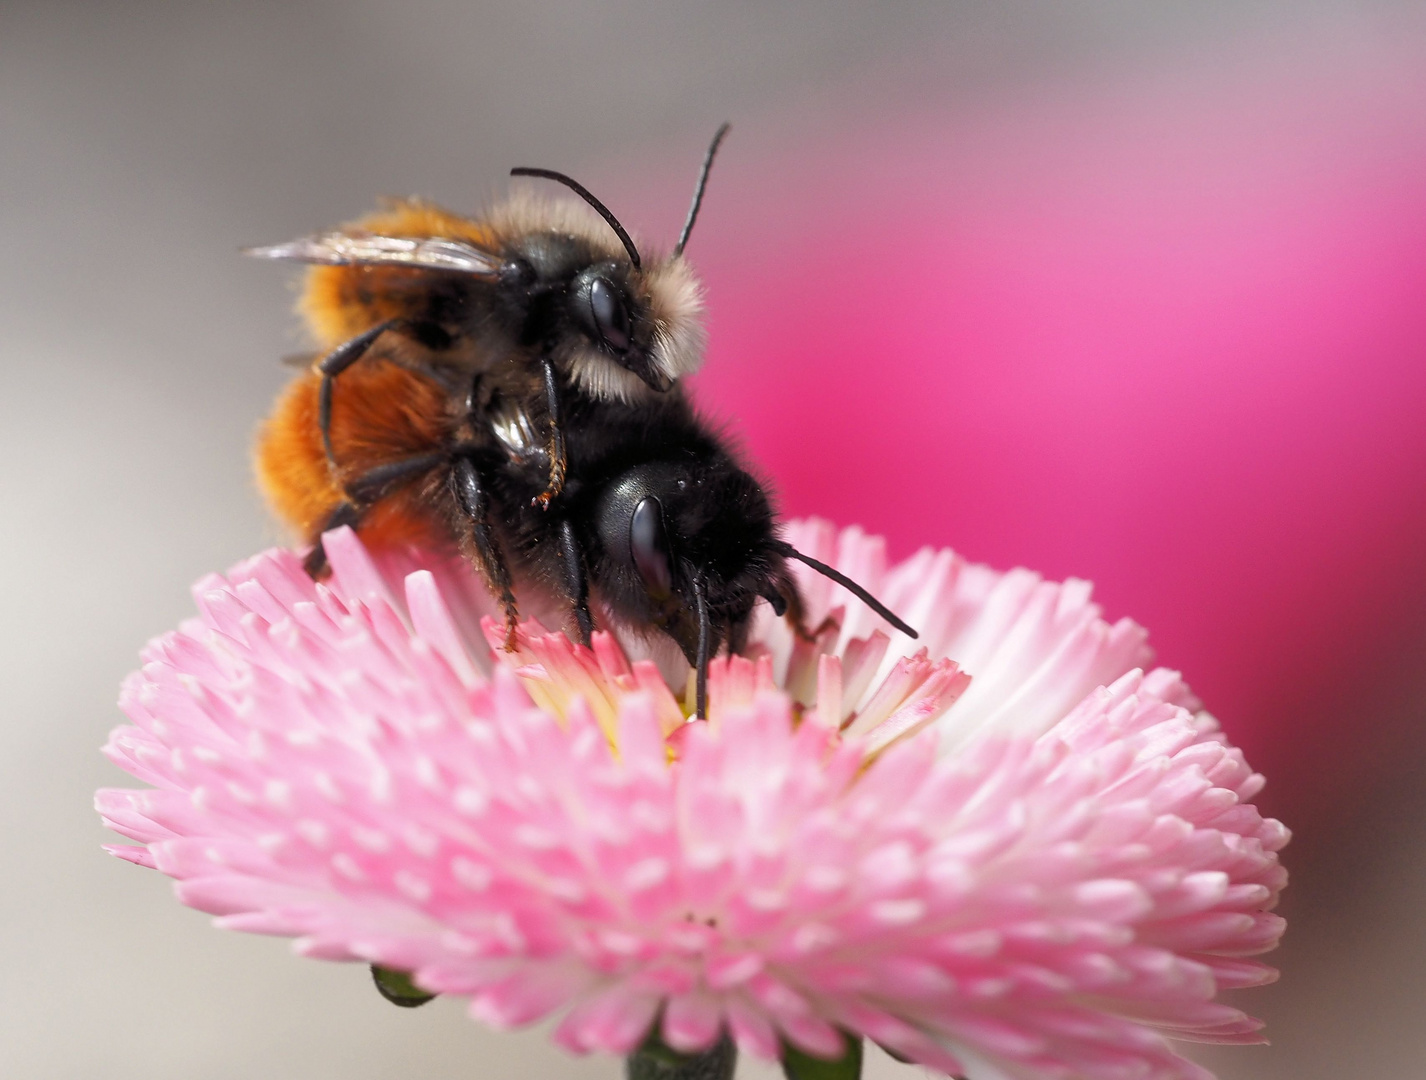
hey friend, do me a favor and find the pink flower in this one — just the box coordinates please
[98,523,1286,1080]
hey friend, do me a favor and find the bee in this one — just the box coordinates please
[482,385,917,718]
[249,128,916,713]
[250,127,730,582]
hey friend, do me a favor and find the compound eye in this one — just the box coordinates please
[587,276,631,354]
[629,496,673,599]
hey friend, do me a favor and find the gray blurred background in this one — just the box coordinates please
[3,3,1424,1078]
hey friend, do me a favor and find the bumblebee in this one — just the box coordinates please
[251,127,728,578]
[250,128,916,711]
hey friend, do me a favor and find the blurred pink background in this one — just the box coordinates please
[676,38,1426,826]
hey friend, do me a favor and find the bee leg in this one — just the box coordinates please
[303,502,364,578]
[317,318,405,465]
[779,577,839,642]
[792,613,841,643]
[725,614,748,657]
[760,584,789,618]
[532,357,567,510]
[450,455,519,650]
[317,318,453,467]
[556,518,594,647]
[692,576,711,721]
[343,451,447,504]
[302,452,447,579]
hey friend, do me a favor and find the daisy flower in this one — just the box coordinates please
[97,522,1286,1080]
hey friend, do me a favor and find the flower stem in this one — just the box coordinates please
[625,1035,736,1080]
[780,1035,863,1080]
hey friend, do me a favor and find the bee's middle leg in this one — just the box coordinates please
[450,455,519,649]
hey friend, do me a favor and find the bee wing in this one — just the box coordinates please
[243,230,500,276]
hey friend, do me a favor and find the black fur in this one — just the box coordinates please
[485,389,796,667]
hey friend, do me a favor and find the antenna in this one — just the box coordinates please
[674,123,731,256]
[510,167,642,268]
[776,543,919,639]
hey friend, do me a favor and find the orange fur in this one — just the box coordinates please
[300,199,498,347]
[255,371,340,537]
[257,197,492,559]
[255,360,454,552]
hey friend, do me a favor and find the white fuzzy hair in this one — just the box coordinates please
[489,190,707,402]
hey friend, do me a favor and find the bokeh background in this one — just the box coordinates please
[3,2,1425,1077]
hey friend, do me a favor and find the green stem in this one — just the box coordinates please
[781,1035,863,1080]
[369,965,435,1008]
[625,1036,737,1080]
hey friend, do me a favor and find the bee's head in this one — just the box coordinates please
[499,125,728,403]
[591,457,787,669]
[591,454,918,719]
[564,254,704,397]
[491,228,704,401]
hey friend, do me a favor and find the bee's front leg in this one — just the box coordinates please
[556,518,594,647]
[532,357,567,509]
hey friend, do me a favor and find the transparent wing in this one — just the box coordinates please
[243,230,499,275]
